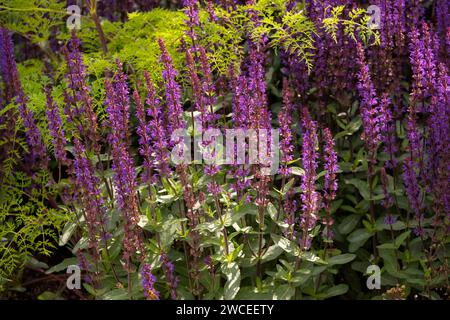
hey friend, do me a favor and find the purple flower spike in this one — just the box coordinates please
[160,252,179,300]
[299,108,321,249]
[45,87,68,165]
[141,264,160,300]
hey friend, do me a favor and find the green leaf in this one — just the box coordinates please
[338,214,360,235]
[290,167,305,176]
[45,257,78,274]
[344,179,370,200]
[300,251,327,264]
[222,262,241,300]
[281,178,296,195]
[273,284,295,300]
[379,248,399,275]
[377,243,397,249]
[271,234,300,256]
[235,287,273,300]
[394,231,411,248]
[59,220,77,246]
[101,288,129,300]
[267,202,278,222]
[38,291,61,300]
[347,228,372,243]
[72,236,89,254]
[346,118,362,133]
[328,254,356,266]
[261,245,284,262]
[323,284,349,298]
[26,257,49,270]
[347,228,373,252]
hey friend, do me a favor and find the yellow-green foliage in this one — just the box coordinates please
[0,127,67,288]
[67,8,188,85]
[0,0,66,52]
[197,0,378,75]
[196,0,316,74]
[322,5,380,46]
[16,60,53,146]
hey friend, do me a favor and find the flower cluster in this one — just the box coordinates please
[105,60,145,270]
[299,108,320,249]
[45,87,68,165]
[141,264,160,300]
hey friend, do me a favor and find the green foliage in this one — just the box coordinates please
[0,0,66,42]
[102,9,187,82]
[0,132,66,288]
[322,5,380,46]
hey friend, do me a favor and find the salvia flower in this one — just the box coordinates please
[144,71,171,178]
[0,28,22,102]
[406,0,424,33]
[435,0,449,62]
[323,127,339,209]
[299,108,321,249]
[204,255,215,276]
[105,60,145,269]
[230,68,249,129]
[408,26,426,111]
[17,93,48,168]
[45,87,68,164]
[183,0,200,47]
[283,190,298,240]
[356,42,384,162]
[77,250,93,284]
[160,252,179,300]
[0,28,47,168]
[428,63,449,215]
[405,113,425,183]
[207,181,222,196]
[158,39,185,134]
[141,264,160,300]
[134,89,154,184]
[278,78,295,176]
[248,41,270,130]
[413,226,424,237]
[63,33,99,151]
[403,157,422,217]
[73,138,105,262]
[380,167,394,208]
[380,93,398,169]
[421,23,437,98]
[0,28,18,157]
[199,47,217,125]
[384,214,397,226]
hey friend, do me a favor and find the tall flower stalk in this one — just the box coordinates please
[299,108,320,251]
[159,38,202,296]
[322,127,338,242]
[105,60,145,289]
[356,42,384,257]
